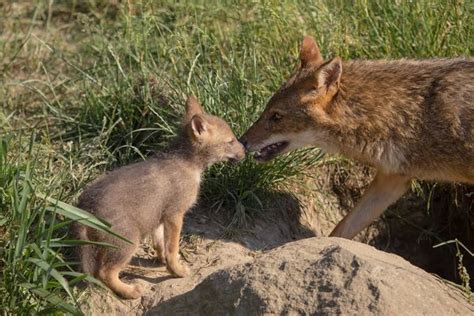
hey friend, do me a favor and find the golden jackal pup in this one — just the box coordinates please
[241,36,474,239]
[73,96,245,299]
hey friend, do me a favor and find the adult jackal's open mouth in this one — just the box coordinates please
[254,141,289,161]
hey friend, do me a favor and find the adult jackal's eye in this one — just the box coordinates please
[270,112,283,122]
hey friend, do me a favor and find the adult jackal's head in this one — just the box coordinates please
[240,36,342,161]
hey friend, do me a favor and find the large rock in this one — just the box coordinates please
[148,237,472,315]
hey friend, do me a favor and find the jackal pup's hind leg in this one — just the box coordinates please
[97,234,143,299]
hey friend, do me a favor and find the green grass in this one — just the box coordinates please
[1,0,473,312]
[0,133,132,314]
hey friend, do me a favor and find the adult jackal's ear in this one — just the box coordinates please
[317,57,342,96]
[185,95,204,123]
[300,36,323,68]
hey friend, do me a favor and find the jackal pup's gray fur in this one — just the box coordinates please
[72,96,245,299]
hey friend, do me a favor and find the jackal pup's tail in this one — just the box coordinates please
[71,222,97,276]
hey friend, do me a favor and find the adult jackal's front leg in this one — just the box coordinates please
[163,213,189,277]
[330,172,411,239]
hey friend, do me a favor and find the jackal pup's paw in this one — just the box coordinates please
[167,262,190,278]
[130,283,144,299]
[120,282,144,300]
[155,251,166,265]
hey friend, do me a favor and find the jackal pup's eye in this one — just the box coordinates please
[270,112,283,122]
[227,139,235,145]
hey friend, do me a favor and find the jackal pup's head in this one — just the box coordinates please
[184,96,245,164]
[240,36,342,161]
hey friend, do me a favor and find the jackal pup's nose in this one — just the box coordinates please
[229,145,246,163]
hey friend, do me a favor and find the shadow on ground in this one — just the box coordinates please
[181,189,317,252]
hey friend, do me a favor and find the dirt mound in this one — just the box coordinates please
[79,174,473,315]
[148,237,472,315]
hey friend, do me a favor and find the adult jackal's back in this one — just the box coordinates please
[240,36,474,239]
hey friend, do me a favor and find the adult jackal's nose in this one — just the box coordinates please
[239,137,249,151]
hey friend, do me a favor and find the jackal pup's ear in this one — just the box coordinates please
[185,95,205,123]
[300,36,323,68]
[317,57,342,95]
[190,115,209,139]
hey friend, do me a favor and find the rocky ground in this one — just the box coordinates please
[78,184,473,315]
[77,164,473,315]
[149,238,472,315]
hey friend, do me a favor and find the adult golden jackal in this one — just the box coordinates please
[240,36,474,239]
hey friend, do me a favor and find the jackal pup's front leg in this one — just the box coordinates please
[329,172,410,239]
[152,224,166,264]
[163,213,189,277]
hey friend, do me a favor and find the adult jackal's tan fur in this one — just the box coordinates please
[241,36,474,239]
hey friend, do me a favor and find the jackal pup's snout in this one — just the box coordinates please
[185,96,245,163]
